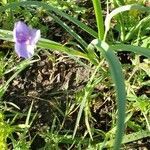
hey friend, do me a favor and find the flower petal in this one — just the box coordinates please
[13,21,29,43]
[13,21,40,58]
[29,29,41,45]
[15,42,34,58]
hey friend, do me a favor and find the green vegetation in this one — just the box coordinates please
[0,0,150,149]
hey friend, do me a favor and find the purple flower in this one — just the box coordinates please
[13,21,40,58]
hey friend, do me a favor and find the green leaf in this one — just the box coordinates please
[92,0,104,40]
[88,39,126,150]
[111,44,150,58]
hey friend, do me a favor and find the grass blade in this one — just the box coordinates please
[49,13,88,48]
[73,62,103,139]
[25,100,34,127]
[0,59,38,98]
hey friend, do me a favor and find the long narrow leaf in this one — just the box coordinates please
[49,13,88,48]
[92,0,104,40]
[111,44,150,58]
[88,39,126,150]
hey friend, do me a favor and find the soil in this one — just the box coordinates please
[2,49,114,149]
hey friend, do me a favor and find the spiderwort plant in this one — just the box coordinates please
[13,21,40,58]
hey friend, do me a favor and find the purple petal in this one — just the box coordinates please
[13,21,40,58]
[13,21,30,43]
[29,29,41,45]
[15,42,35,58]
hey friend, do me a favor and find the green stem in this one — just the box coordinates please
[92,0,105,40]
